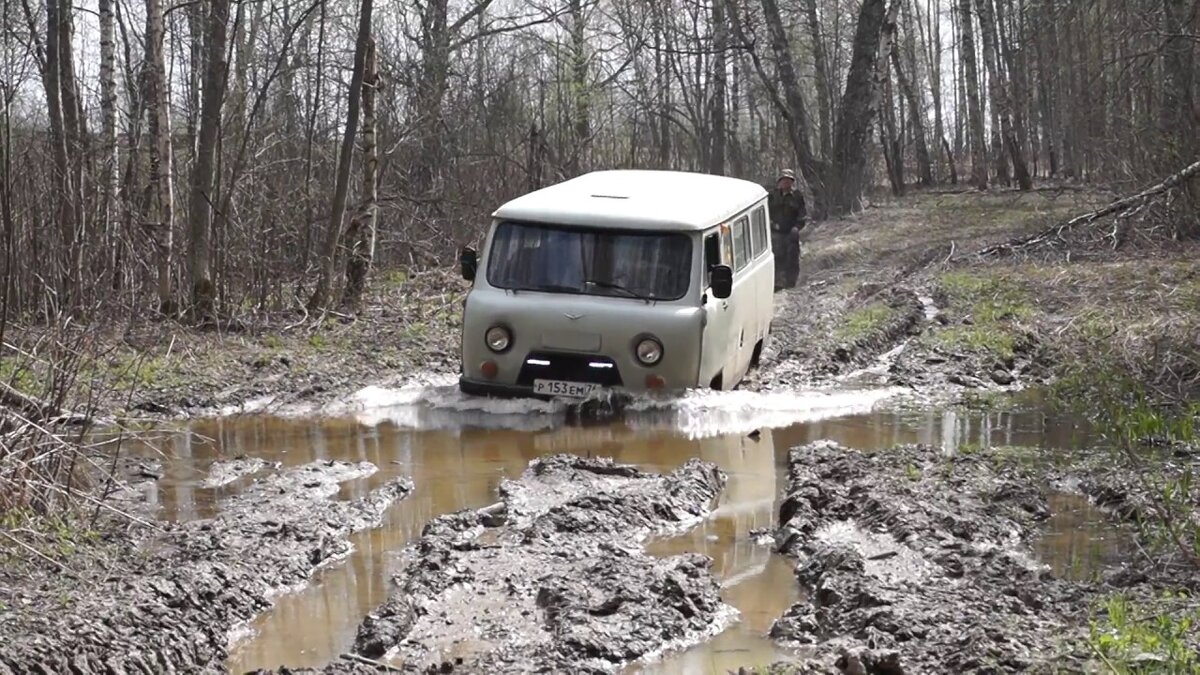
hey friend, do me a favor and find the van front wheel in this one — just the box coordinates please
[709,371,724,391]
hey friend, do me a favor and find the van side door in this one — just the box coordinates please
[700,229,733,388]
[728,214,754,382]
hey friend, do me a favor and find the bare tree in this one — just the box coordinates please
[958,0,988,190]
[708,0,728,175]
[737,0,825,214]
[804,0,835,158]
[187,0,231,322]
[145,0,175,313]
[975,0,1030,189]
[309,0,373,312]
[98,0,118,273]
[341,35,379,313]
[828,0,900,214]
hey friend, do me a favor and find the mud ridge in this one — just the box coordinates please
[0,461,412,673]
[277,455,730,675]
[769,441,1093,673]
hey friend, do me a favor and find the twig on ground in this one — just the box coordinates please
[963,159,1200,260]
[0,530,71,575]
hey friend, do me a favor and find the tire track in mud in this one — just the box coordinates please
[767,441,1094,673]
[256,455,731,675]
[0,462,412,674]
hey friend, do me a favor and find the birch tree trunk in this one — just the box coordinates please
[340,36,379,313]
[42,0,73,307]
[708,0,727,175]
[187,0,231,322]
[145,0,175,313]
[308,0,373,312]
[98,0,118,277]
[568,0,590,175]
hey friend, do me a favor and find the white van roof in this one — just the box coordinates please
[491,170,768,232]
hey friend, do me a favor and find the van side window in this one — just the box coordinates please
[751,207,767,258]
[732,217,750,271]
[704,233,721,282]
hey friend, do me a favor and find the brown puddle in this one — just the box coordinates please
[125,391,1113,673]
[1037,491,1136,582]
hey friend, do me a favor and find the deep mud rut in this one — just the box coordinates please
[345,455,730,674]
[201,454,733,675]
[5,397,1195,674]
[768,441,1095,673]
[0,461,412,674]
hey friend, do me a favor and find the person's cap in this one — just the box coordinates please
[779,169,795,180]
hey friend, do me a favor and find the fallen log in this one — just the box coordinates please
[964,158,1200,259]
[0,381,87,424]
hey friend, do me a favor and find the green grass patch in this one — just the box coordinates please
[939,271,1032,323]
[933,326,1019,359]
[0,356,41,395]
[932,271,1034,360]
[83,353,171,392]
[1089,594,1200,673]
[835,303,897,342]
[0,508,100,562]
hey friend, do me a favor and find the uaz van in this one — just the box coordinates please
[458,170,774,398]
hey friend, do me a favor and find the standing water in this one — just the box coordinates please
[124,380,1110,673]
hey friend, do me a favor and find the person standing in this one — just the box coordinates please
[767,169,806,290]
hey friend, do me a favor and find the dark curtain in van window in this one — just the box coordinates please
[487,222,691,300]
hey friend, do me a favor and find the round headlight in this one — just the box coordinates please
[635,337,663,365]
[485,325,512,353]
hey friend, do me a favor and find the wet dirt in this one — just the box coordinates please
[347,454,730,673]
[766,440,1142,673]
[24,381,1118,674]
[0,459,412,673]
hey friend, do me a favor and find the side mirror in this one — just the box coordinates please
[710,265,733,299]
[460,247,478,281]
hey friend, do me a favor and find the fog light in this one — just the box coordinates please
[645,374,666,389]
[481,360,499,379]
[635,336,663,365]
[485,325,512,353]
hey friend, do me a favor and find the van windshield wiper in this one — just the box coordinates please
[585,278,654,301]
[511,283,580,294]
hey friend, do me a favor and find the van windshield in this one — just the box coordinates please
[486,221,692,301]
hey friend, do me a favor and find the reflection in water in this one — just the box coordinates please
[122,387,1106,673]
[1037,492,1134,582]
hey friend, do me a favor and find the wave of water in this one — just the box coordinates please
[330,374,905,439]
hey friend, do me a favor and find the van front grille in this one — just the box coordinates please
[516,351,624,387]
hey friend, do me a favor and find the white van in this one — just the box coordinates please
[458,170,774,398]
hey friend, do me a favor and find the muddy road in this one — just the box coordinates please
[6,376,1170,674]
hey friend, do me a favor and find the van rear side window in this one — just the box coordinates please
[751,207,767,257]
[732,217,750,271]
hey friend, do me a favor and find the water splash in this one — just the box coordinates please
[622,385,906,439]
[335,375,904,438]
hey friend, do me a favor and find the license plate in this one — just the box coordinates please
[533,379,599,398]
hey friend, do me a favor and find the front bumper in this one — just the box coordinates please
[459,377,544,400]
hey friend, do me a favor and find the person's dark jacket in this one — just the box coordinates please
[766,188,807,233]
